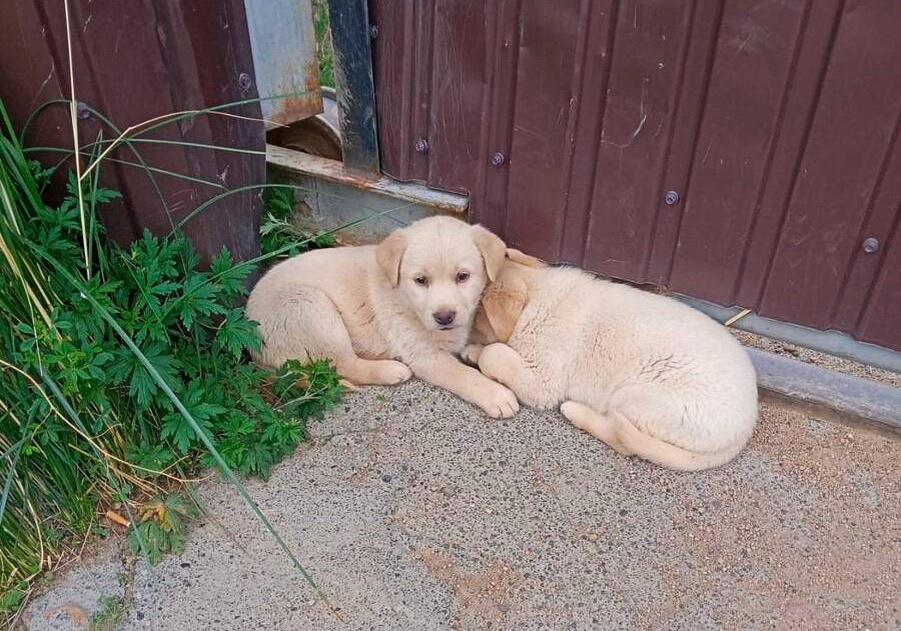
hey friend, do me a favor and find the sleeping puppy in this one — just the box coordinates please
[246,217,519,418]
[463,249,758,470]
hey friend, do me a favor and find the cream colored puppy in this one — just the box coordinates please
[464,250,758,470]
[246,216,519,418]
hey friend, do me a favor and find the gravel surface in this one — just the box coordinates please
[22,379,900,631]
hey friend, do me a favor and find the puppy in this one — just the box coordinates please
[464,250,758,470]
[246,216,519,418]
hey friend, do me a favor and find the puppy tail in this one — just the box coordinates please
[614,414,747,472]
[561,401,746,472]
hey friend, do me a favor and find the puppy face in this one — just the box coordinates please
[377,217,505,332]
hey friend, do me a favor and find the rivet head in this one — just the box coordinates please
[664,190,680,205]
[414,138,429,154]
[862,237,879,253]
[369,24,379,39]
[238,72,253,91]
[491,151,506,167]
[76,102,91,120]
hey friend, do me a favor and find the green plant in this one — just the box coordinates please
[128,494,197,565]
[89,595,127,631]
[261,183,336,260]
[312,0,335,88]
[0,93,342,621]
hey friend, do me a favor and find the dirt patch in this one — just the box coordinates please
[753,403,899,493]
[656,403,900,631]
[414,548,518,630]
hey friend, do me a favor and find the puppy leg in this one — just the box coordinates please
[338,357,413,386]
[254,285,411,386]
[477,343,556,409]
[460,343,484,366]
[410,352,519,418]
[560,401,633,455]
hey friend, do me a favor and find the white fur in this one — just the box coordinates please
[466,255,758,470]
[245,216,519,418]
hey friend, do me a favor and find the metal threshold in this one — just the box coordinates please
[680,297,901,375]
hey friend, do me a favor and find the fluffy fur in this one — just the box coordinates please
[464,250,758,470]
[246,216,519,418]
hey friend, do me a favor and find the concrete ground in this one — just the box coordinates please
[21,380,900,631]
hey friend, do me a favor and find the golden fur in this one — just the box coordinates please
[465,250,758,470]
[246,217,519,418]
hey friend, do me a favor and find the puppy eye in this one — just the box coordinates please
[414,275,429,287]
[455,271,470,284]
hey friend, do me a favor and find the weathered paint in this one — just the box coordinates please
[267,145,466,244]
[369,0,901,353]
[267,87,343,160]
[329,0,380,175]
[267,144,467,215]
[244,0,322,127]
[0,0,266,266]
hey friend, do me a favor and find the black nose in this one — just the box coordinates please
[433,310,456,326]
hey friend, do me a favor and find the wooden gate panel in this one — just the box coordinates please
[369,0,901,352]
[666,0,809,305]
[758,0,901,330]
[503,0,587,258]
[581,0,692,282]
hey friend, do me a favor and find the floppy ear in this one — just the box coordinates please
[506,248,545,268]
[376,230,407,287]
[471,224,506,282]
[470,308,497,345]
[479,284,527,343]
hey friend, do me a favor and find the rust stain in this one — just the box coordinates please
[267,59,323,126]
[45,603,89,626]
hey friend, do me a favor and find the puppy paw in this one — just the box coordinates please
[460,343,484,366]
[560,400,588,429]
[476,342,515,382]
[476,381,520,419]
[376,360,413,385]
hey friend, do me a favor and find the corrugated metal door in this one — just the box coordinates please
[369,0,901,352]
[0,0,265,264]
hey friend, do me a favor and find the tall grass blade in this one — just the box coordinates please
[30,245,336,611]
[62,0,90,277]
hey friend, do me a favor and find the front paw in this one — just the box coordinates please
[476,342,515,382]
[475,381,520,419]
[371,360,413,385]
[382,361,413,384]
[460,343,484,366]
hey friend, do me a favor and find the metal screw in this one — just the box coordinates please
[491,151,506,167]
[862,237,879,253]
[238,72,253,91]
[369,24,379,39]
[76,102,91,120]
[414,138,429,154]
[664,190,680,205]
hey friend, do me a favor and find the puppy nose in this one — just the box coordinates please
[433,310,456,326]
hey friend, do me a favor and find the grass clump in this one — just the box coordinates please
[0,95,342,621]
[89,595,127,631]
[261,181,336,260]
[312,0,335,88]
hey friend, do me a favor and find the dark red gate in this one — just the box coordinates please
[369,0,901,353]
[0,0,265,264]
